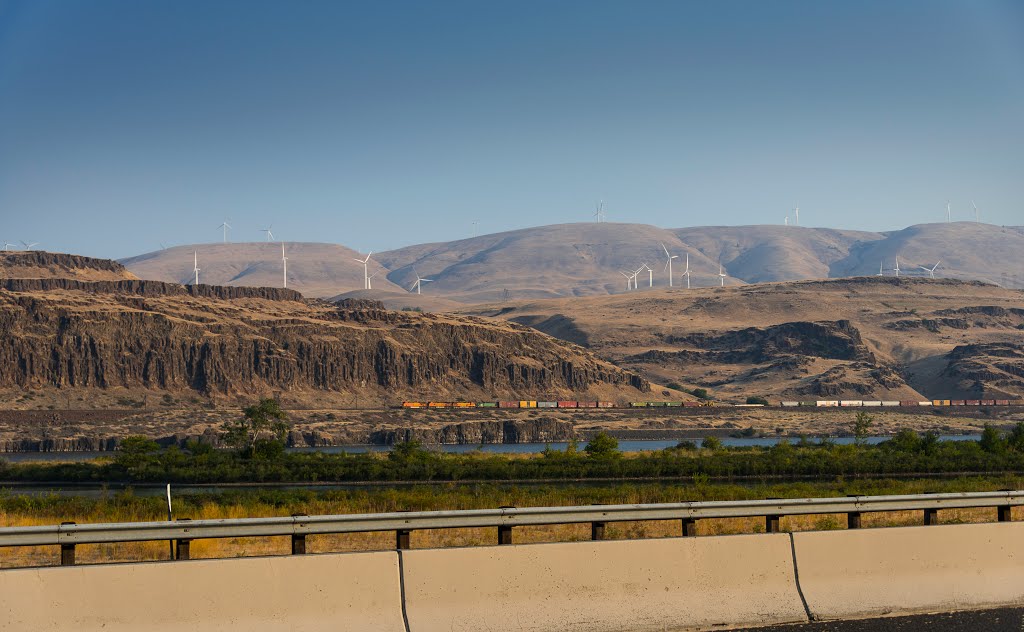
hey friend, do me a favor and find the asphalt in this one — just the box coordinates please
[737,608,1024,631]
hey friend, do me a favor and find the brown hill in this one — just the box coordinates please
[0,251,138,282]
[120,243,405,297]
[464,277,1024,401]
[0,278,648,409]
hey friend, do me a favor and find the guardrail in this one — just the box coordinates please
[1,491,1020,566]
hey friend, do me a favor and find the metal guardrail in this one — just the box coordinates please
[1,491,1020,565]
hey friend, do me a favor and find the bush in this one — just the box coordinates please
[584,432,621,458]
[701,436,722,450]
[746,396,770,406]
[674,440,697,451]
[690,388,710,400]
[980,425,1007,454]
[666,382,684,391]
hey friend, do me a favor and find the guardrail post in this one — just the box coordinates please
[291,514,307,555]
[765,515,781,533]
[591,521,606,540]
[498,505,515,545]
[681,518,697,537]
[998,505,1012,522]
[847,512,862,529]
[396,529,411,549]
[923,508,938,525]
[60,522,75,566]
[175,518,191,560]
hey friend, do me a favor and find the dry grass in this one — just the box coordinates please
[2,478,1021,569]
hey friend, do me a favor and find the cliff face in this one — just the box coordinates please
[0,281,647,404]
[0,251,139,281]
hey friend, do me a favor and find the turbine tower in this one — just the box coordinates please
[218,220,231,243]
[281,243,288,288]
[367,268,383,290]
[619,271,633,291]
[877,260,884,276]
[972,200,979,223]
[637,263,653,288]
[192,251,200,285]
[919,261,940,279]
[354,252,373,290]
[946,200,951,223]
[793,206,800,226]
[410,270,434,294]
[682,253,691,289]
[718,263,727,287]
[594,200,605,223]
[262,225,275,241]
[2,242,14,251]
[894,255,901,278]
[661,243,678,287]
[784,216,789,226]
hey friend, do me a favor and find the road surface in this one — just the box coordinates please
[740,608,1024,631]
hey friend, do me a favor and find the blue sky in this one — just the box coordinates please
[1,0,1022,258]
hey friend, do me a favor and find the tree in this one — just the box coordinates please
[887,429,921,453]
[690,388,710,400]
[853,411,874,446]
[1008,423,1024,452]
[114,436,161,473]
[222,399,289,451]
[584,432,620,458]
[979,425,1007,454]
[389,438,429,463]
[701,436,722,450]
[746,396,770,406]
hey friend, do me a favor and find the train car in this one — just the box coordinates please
[933,400,951,406]
[951,400,966,406]
[579,401,597,408]
[519,400,538,408]
[899,401,919,407]
[629,402,649,408]
[981,400,996,406]
[816,401,840,407]
[862,401,882,407]
[996,399,1011,406]
[965,400,981,406]
[881,401,900,407]
[666,401,682,407]
[647,401,668,407]
[538,401,557,408]
[498,401,519,408]
[452,402,475,408]
[557,401,578,408]
[427,402,450,408]
[799,401,817,407]
[840,400,863,407]
[781,401,799,407]
[917,401,933,406]
[683,401,701,407]
[734,403,765,408]
[597,401,615,408]
[477,402,497,408]
[402,402,426,408]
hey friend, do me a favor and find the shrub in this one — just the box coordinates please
[666,382,684,391]
[746,396,770,406]
[690,388,710,400]
[584,432,621,458]
[701,436,722,450]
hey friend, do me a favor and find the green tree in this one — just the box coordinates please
[701,436,722,450]
[1007,423,1024,452]
[690,388,710,400]
[979,425,1007,454]
[584,432,621,458]
[746,396,770,405]
[388,438,429,463]
[114,436,160,468]
[853,411,874,446]
[222,399,289,451]
[887,429,921,453]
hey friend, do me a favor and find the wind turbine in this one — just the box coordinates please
[876,260,884,276]
[638,263,653,288]
[2,241,15,251]
[367,267,384,290]
[718,262,727,287]
[192,251,200,285]
[594,200,605,223]
[354,252,372,290]
[20,241,39,250]
[919,261,940,279]
[893,255,901,278]
[784,216,789,227]
[261,226,275,241]
[972,200,979,223]
[793,206,800,226]
[281,243,288,288]
[471,220,478,237]
[682,253,691,289]
[619,271,633,291]
[218,220,231,243]
[946,200,951,223]
[410,270,433,294]
[661,243,678,287]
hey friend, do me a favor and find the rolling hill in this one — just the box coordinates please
[120,222,1024,302]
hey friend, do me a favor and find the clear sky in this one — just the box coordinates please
[1,0,1022,258]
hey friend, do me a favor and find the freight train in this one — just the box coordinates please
[402,398,1023,409]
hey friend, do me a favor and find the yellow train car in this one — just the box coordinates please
[452,402,476,408]
[427,402,450,408]
[518,400,538,408]
[402,402,425,408]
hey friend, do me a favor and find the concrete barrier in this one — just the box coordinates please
[401,535,808,632]
[793,522,1024,621]
[0,551,405,632]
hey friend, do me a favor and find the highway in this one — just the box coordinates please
[745,607,1024,631]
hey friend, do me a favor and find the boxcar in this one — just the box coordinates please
[428,402,449,408]
[557,401,578,408]
[840,400,863,407]
[498,401,519,408]
[899,401,919,407]
[597,401,615,408]
[579,401,597,408]
[781,401,799,407]
[629,402,649,408]
[666,401,682,407]
[996,399,1011,406]
[881,401,900,407]
[538,401,557,408]
[452,402,475,408]
[980,400,996,406]
[966,400,981,406]
[402,402,425,408]
[951,400,966,406]
[520,400,538,408]
[477,402,497,408]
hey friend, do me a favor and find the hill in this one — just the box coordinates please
[120,242,405,297]
[0,276,648,410]
[120,222,1024,303]
[464,277,1024,401]
[0,251,139,282]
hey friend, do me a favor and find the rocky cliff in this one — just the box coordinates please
[0,278,648,406]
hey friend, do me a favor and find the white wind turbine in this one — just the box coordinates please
[946,200,951,223]
[718,262,727,287]
[3,241,16,251]
[20,241,39,250]
[218,220,231,243]
[682,253,691,289]
[919,261,940,279]
[354,252,373,290]
[876,260,884,276]
[367,267,384,290]
[262,225,275,241]
[793,206,800,226]
[893,255,901,278]
[281,243,288,288]
[594,200,605,223]
[192,251,200,285]
[639,263,653,288]
[661,243,678,287]
[784,216,789,226]
[410,270,433,294]
[972,200,979,223]
[619,271,633,291]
